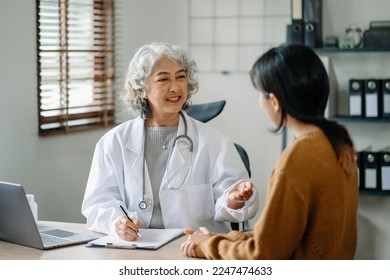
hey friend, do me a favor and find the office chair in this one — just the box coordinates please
[187,100,251,231]
[187,100,226,122]
[234,143,251,178]
[230,143,252,231]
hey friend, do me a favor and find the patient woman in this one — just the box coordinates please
[181,43,359,260]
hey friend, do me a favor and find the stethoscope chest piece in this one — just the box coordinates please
[139,197,151,211]
[139,200,148,210]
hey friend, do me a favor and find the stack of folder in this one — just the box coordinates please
[286,0,322,48]
[348,79,390,119]
[357,147,390,192]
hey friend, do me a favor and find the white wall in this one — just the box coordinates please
[1,0,390,259]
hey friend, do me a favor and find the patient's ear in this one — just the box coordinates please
[268,93,280,113]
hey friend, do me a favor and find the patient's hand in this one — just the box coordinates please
[180,227,211,258]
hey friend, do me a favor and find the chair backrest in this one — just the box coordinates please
[234,143,251,178]
[187,100,226,122]
[231,143,251,232]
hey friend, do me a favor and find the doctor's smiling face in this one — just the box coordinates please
[146,56,188,125]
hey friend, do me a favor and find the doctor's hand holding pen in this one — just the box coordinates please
[115,205,141,241]
[227,181,254,209]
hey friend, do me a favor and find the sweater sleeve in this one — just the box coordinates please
[195,231,253,259]
[194,168,310,260]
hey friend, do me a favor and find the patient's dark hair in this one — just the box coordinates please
[250,43,355,175]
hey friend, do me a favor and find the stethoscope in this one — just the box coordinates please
[139,111,194,211]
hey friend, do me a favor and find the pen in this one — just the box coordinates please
[118,205,141,238]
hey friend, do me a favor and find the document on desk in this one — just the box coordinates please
[87,228,184,250]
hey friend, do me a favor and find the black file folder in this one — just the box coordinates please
[287,20,304,44]
[379,147,390,191]
[382,79,390,117]
[362,150,380,191]
[356,151,364,190]
[349,79,364,117]
[303,0,322,48]
[364,79,380,118]
[287,0,304,44]
[304,22,318,48]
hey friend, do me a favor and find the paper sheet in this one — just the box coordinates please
[87,228,184,250]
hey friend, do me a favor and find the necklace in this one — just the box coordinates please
[147,120,177,150]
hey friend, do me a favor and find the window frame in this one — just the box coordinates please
[36,0,115,136]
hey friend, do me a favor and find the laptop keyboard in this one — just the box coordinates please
[40,233,70,246]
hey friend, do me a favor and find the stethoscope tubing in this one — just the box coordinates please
[139,111,193,210]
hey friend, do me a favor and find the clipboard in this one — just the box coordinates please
[86,228,184,250]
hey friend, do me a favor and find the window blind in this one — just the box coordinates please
[36,0,115,136]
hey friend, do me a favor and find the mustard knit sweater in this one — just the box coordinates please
[195,130,358,260]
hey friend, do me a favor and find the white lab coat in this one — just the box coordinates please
[82,112,259,235]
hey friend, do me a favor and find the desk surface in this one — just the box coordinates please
[0,221,190,260]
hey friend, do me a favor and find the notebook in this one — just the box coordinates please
[87,228,184,250]
[0,181,97,250]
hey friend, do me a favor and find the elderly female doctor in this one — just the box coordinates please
[81,42,259,241]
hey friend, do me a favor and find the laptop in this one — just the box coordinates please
[0,181,97,250]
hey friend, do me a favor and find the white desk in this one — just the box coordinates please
[0,221,190,260]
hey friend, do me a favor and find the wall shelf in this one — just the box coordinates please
[315,47,390,53]
[331,116,390,123]
[360,190,390,196]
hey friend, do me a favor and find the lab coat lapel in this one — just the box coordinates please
[125,116,154,208]
[125,116,145,171]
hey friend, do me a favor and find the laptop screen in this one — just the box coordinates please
[0,181,44,249]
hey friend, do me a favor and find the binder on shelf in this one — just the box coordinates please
[304,22,318,48]
[287,22,303,44]
[364,79,380,118]
[380,147,390,191]
[303,0,322,48]
[382,79,390,118]
[348,79,364,117]
[362,149,380,191]
[356,151,365,190]
[287,0,304,44]
[289,20,304,44]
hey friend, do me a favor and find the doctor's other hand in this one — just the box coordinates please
[228,181,253,209]
[115,216,140,241]
[181,227,211,258]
